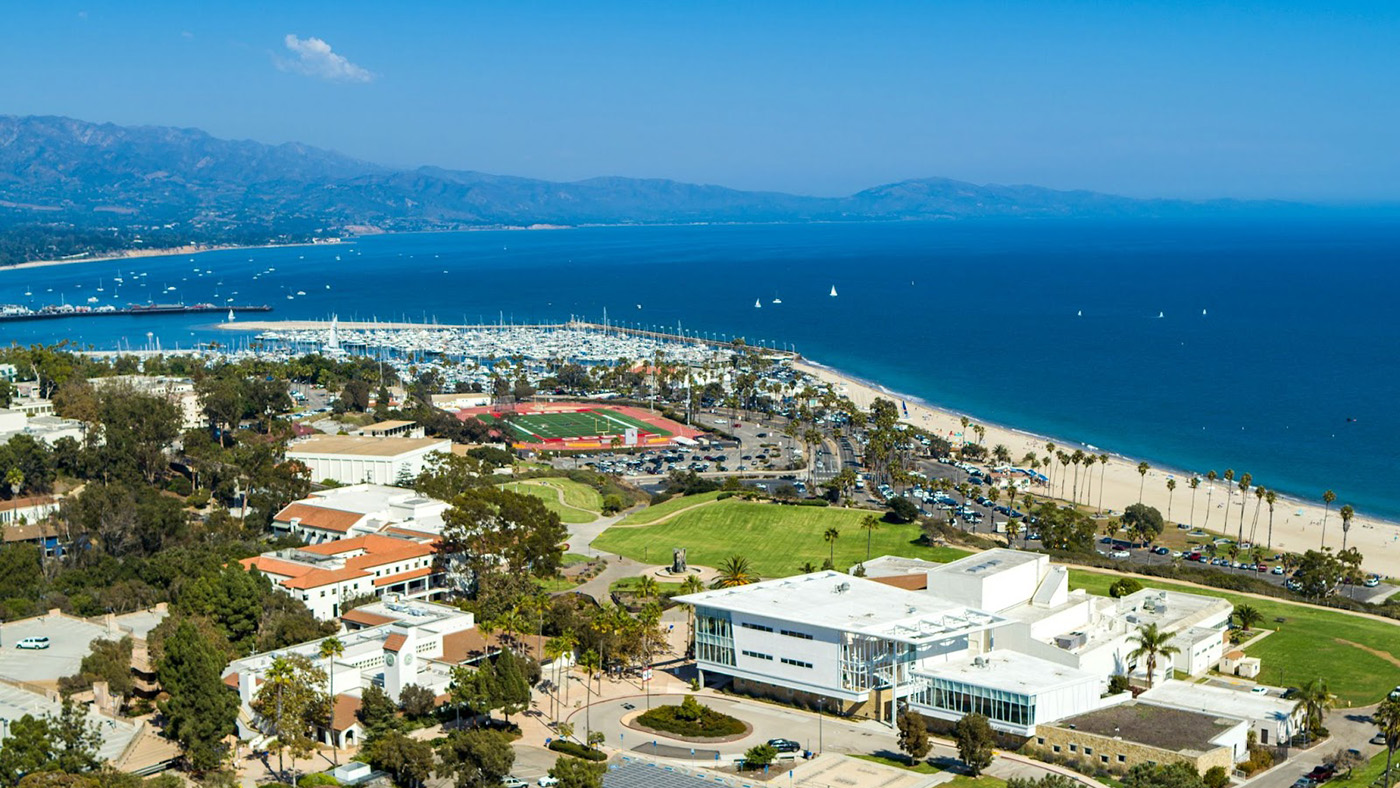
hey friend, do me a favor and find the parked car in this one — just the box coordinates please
[1110,550,1131,559]
[16,636,49,650]
[1272,566,1286,575]
[538,777,560,787]
[768,738,802,753]
[1364,575,1381,587]
[501,778,527,788]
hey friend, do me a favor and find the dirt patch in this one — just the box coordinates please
[1333,638,1400,669]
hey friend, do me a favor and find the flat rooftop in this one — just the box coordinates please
[0,615,120,684]
[1057,701,1241,753]
[917,650,1100,695]
[1116,588,1232,630]
[0,682,137,762]
[860,555,945,579]
[1139,679,1297,722]
[677,572,1005,644]
[287,434,448,457]
[925,548,1044,580]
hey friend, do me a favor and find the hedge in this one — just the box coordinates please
[549,739,608,761]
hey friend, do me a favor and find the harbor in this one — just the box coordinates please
[0,302,272,323]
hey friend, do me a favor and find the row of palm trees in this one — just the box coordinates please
[1170,469,1358,553]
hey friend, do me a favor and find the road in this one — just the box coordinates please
[1243,705,1387,788]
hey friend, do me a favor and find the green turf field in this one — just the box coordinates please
[1069,570,1400,705]
[477,408,672,440]
[593,499,970,578]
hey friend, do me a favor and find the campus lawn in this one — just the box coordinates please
[1069,569,1400,705]
[530,477,605,512]
[499,480,599,524]
[592,499,970,578]
[619,490,724,525]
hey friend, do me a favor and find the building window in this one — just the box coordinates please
[1084,747,1093,756]
[694,609,735,667]
[742,650,773,661]
[740,622,774,633]
[780,629,814,640]
[781,657,813,668]
[1101,755,1109,764]
[1069,744,1077,753]
[1117,755,1126,763]
[1052,746,1061,753]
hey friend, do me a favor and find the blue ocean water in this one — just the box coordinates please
[1,219,1397,519]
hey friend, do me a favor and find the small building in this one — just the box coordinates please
[286,434,451,486]
[1139,680,1301,747]
[907,650,1116,736]
[431,393,491,412]
[89,375,203,430]
[358,420,424,439]
[0,494,61,527]
[1169,626,1227,677]
[1038,701,1249,775]
[1219,650,1262,679]
[0,408,86,446]
[242,534,445,620]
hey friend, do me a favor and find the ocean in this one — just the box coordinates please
[1,219,1397,519]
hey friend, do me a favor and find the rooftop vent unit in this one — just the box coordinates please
[833,582,851,594]
[973,656,988,668]
[1054,631,1087,650]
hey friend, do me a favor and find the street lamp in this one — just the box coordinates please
[817,698,824,754]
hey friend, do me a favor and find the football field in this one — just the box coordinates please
[477,407,673,441]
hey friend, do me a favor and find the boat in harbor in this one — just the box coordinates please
[829,285,838,297]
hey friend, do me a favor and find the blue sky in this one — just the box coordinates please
[3,1,1398,200]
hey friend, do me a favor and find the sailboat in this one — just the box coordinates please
[1077,310,1082,317]
[23,287,31,297]
[829,285,838,297]
[771,293,782,304]
[1202,309,1207,316]
[754,298,762,309]
[227,309,235,322]
[1158,311,1164,318]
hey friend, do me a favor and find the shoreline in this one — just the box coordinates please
[789,357,1400,577]
[0,239,346,274]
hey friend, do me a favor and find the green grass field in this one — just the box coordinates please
[593,499,970,578]
[619,491,724,525]
[499,480,600,524]
[478,407,671,440]
[1069,570,1400,705]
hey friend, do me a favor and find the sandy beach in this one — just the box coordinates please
[791,359,1400,578]
[0,239,343,274]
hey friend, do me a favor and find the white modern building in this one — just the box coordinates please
[271,484,450,544]
[286,434,451,486]
[242,534,445,620]
[679,549,1234,736]
[1139,679,1303,748]
[225,599,477,749]
[0,407,86,446]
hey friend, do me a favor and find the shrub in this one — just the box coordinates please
[794,498,829,507]
[716,491,736,501]
[1109,578,1143,598]
[635,695,747,737]
[1204,765,1230,788]
[1108,674,1131,695]
[602,494,625,513]
[548,739,608,761]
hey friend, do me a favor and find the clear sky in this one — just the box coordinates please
[3,1,1398,201]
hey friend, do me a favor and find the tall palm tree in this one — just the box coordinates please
[1165,478,1177,522]
[1320,490,1337,548]
[1374,696,1400,788]
[713,555,757,588]
[1136,462,1150,503]
[860,515,880,560]
[1291,677,1335,742]
[1265,490,1278,548]
[543,635,574,723]
[1250,486,1266,545]
[1057,451,1070,499]
[1236,472,1252,542]
[1339,504,1355,551]
[1082,455,1095,506]
[1203,470,1218,530]
[635,575,660,602]
[1071,450,1085,503]
[1188,477,1201,528]
[579,649,602,743]
[823,526,841,565]
[680,574,705,595]
[1221,469,1235,533]
[1044,442,1057,490]
[319,636,344,764]
[1128,623,1180,687]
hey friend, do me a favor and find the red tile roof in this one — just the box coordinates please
[273,503,365,534]
[373,566,433,588]
[384,633,407,653]
[341,609,397,628]
[331,693,362,732]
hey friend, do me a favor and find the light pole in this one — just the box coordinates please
[817,698,824,754]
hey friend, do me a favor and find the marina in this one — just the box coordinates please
[0,302,272,323]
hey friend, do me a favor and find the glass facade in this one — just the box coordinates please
[695,608,735,667]
[840,635,916,691]
[911,677,1035,727]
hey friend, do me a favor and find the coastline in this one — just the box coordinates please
[0,239,345,274]
[789,357,1400,577]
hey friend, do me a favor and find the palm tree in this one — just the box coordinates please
[823,526,841,565]
[1081,455,1095,506]
[543,635,575,723]
[1374,696,1400,788]
[1321,489,1337,548]
[1188,477,1200,528]
[1236,472,1252,542]
[799,561,818,574]
[1005,517,1021,548]
[4,467,22,496]
[1136,462,1150,503]
[1265,490,1278,548]
[579,649,602,743]
[1165,478,1177,522]
[319,636,344,764]
[713,555,757,588]
[1339,504,1355,551]
[1057,451,1070,498]
[1071,450,1085,503]
[1203,470,1218,530]
[1044,442,1056,490]
[1250,486,1266,545]
[1128,623,1180,687]
[635,575,660,602]
[1221,469,1235,533]
[1291,677,1335,742]
[680,574,705,595]
[1233,604,1263,631]
[860,515,880,560]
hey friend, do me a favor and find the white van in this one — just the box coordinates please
[16,636,50,650]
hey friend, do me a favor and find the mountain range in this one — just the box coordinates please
[0,114,1299,265]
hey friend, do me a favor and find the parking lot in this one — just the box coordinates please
[0,615,127,686]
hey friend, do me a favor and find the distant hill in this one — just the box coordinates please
[0,114,1299,266]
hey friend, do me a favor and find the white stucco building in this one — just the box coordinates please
[271,484,450,544]
[679,549,1234,736]
[286,435,451,486]
[242,534,445,620]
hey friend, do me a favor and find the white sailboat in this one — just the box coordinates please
[227,309,235,322]
[1202,308,1207,316]
[771,294,782,304]
[1158,311,1164,318]
[829,285,838,297]
[1077,310,1082,316]
[754,298,762,309]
